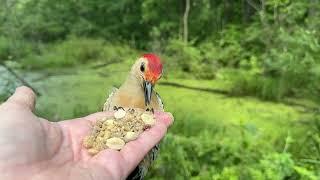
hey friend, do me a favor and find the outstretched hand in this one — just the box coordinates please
[0,86,173,180]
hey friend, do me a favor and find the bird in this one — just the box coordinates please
[103,53,164,180]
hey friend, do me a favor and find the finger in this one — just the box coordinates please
[119,112,173,176]
[154,111,174,126]
[5,86,36,111]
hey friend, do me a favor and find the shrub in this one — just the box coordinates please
[21,37,104,69]
[164,39,216,79]
[21,37,138,69]
[0,36,34,61]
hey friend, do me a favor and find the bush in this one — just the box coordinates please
[215,24,320,101]
[0,36,34,61]
[164,39,216,79]
[21,37,104,69]
[21,37,138,69]
[224,69,284,101]
[148,132,320,179]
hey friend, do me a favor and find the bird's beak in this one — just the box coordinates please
[143,80,153,105]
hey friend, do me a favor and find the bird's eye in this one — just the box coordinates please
[140,63,145,72]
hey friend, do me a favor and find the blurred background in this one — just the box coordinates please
[1,0,320,179]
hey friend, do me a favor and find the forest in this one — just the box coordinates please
[1,0,320,179]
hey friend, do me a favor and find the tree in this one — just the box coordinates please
[183,0,190,44]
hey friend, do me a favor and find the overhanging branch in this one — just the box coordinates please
[246,0,262,11]
[0,62,41,96]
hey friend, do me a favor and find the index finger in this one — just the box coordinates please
[119,111,173,177]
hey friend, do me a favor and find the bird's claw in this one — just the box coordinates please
[146,107,154,114]
[128,108,135,114]
[113,106,125,111]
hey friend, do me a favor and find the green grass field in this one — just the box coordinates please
[19,61,319,178]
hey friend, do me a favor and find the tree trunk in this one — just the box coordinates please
[246,0,269,36]
[179,0,184,41]
[223,0,231,27]
[308,0,319,29]
[183,0,190,44]
[308,0,319,17]
[246,0,272,55]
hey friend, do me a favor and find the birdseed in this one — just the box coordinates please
[83,108,156,155]
[114,109,126,119]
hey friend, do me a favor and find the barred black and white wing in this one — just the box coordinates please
[155,92,164,110]
[127,91,164,180]
[103,87,118,111]
[127,144,160,180]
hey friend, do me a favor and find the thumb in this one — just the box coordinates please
[6,86,36,111]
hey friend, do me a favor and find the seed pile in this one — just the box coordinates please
[83,108,156,155]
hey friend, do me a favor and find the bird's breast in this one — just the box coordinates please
[112,90,161,110]
[113,91,146,109]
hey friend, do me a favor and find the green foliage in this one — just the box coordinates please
[223,69,285,100]
[149,127,320,179]
[212,2,320,100]
[164,39,217,79]
[21,37,102,69]
[165,39,201,73]
[252,153,295,179]
[21,37,137,69]
[0,36,34,60]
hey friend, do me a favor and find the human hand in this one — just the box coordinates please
[0,86,173,180]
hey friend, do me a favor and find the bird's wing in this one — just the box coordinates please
[128,93,163,180]
[155,92,164,111]
[127,144,160,180]
[103,87,118,111]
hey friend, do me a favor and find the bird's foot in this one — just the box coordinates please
[146,107,154,114]
[128,108,135,114]
[113,106,125,111]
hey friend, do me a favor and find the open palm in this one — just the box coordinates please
[0,87,173,180]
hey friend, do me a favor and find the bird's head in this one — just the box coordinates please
[131,53,163,105]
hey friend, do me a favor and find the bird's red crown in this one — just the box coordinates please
[143,53,163,81]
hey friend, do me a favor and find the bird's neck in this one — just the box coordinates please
[120,73,144,95]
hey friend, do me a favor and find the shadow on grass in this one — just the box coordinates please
[159,81,229,95]
[159,81,319,113]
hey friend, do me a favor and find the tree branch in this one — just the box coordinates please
[246,0,261,12]
[183,0,190,44]
[0,62,41,96]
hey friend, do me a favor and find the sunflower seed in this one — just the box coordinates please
[141,113,155,126]
[106,137,125,150]
[88,148,99,155]
[114,109,126,119]
[124,131,139,142]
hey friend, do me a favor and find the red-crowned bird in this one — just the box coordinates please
[103,53,164,180]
